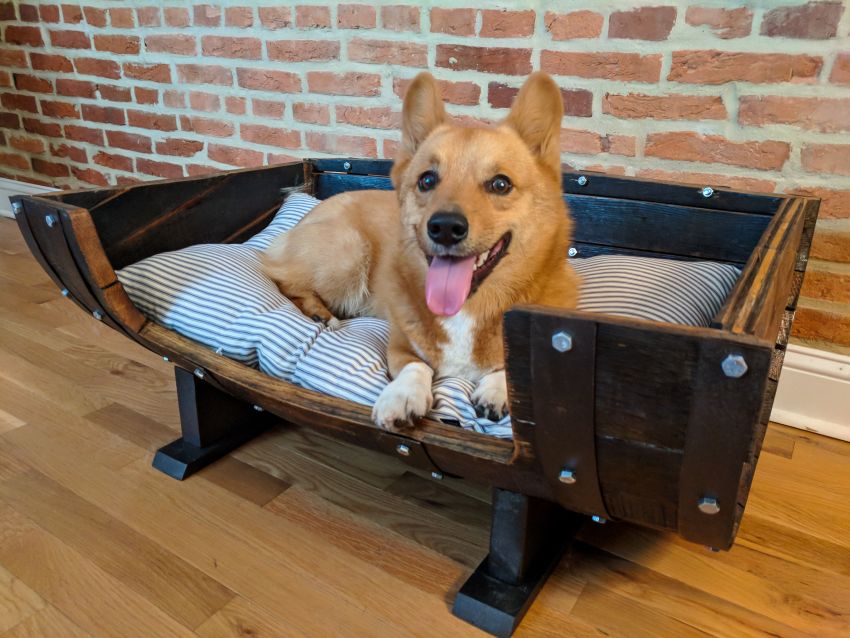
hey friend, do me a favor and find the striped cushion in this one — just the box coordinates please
[117,193,740,439]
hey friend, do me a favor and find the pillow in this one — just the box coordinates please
[117,193,740,439]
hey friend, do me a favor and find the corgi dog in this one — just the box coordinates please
[263,71,579,430]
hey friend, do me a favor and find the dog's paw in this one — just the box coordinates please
[472,370,509,421]
[372,363,433,430]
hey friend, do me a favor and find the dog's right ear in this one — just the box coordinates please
[391,72,447,189]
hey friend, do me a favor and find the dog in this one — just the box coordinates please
[263,71,579,430]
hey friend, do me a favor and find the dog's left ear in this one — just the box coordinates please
[504,72,563,175]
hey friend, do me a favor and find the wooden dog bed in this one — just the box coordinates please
[11,159,818,637]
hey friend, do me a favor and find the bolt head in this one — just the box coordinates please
[396,444,410,457]
[698,497,720,515]
[701,186,714,198]
[568,247,578,257]
[577,175,588,186]
[45,214,57,228]
[558,469,577,485]
[162,356,170,362]
[11,201,22,216]
[591,516,607,524]
[721,354,748,378]
[253,405,264,412]
[92,310,103,321]
[552,331,573,353]
[193,367,204,379]
[431,471,443,480]
[61,288,69,297]
[343,161,352,171]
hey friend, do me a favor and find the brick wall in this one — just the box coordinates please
[1,1,849,352]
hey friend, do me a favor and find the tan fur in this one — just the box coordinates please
[263,71,580,429]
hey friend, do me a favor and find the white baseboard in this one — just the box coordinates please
[771,344,850,442]
[0,177,56,218]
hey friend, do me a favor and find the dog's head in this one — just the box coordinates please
[391,72,567,317]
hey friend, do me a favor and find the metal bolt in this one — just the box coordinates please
[591,516,607,524]
[253,405,264,412]
[698,497,720,515]
[431,471,443,480]
[552,331,573,353]
[568,247,578,257]
[701,186,714,198]
[396,444,410,457]
[342,161,352,171]
[61,288,69,297]
[162,356,170,362]
[11,201,22,216]
[721,354,748,378]
[45,214,57,228]
[558,469,577,485]
[92,310,103,321]
[194,367,204,380]
[577,175,588,186]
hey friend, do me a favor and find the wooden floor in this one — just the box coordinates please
[1,215,849,637]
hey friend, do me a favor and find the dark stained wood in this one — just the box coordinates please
[310,158,394,177]
[315,172,394,199]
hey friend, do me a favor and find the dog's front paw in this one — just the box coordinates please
[472,370,509,421]
[372,362,434,430]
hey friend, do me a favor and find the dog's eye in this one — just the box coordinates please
[417,171,438,192]
[486,175,513,195]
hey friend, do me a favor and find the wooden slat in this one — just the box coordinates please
[315,172,393,199]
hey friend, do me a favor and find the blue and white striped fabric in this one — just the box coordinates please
[117,192,740,439]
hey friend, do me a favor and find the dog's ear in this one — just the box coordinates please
[504,72,563,174]
[391,72,447,189]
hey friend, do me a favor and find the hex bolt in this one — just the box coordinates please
[698,496,720,515]
[253,405,264,412]
[11,201,22,216]
[162,356,170,362]
[568,247,578,257]
[193,367,205,380]
[577,175,588,186]
[92,310,103,321]
[343,161,352,171]
[431,471,443,480]
[721,354,748,378]
[61,288,69,297]
[552,331,573,353]
[45,214,57,228]
[396,444,411,457]
[591,516,607,524]
[558,469,577,485]
[701,186,714,198]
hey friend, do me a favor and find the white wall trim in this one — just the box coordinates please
[771,344,850,442]
[0,177,56,218]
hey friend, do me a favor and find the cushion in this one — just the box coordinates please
[117,193,740,439]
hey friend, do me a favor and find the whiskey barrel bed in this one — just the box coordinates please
[11,159,818,637]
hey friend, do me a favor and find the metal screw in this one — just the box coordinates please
[431,471,443,480]
[92,310,103,321]
[61,288,69,297]
[193,367,204,379]
[552,331,573,353]
[558,469,577,485]
[253,405,264,412]
[701,186,714,198]
[11,201,22,216]
[568,247,578,257]
[577,175,588,186]
[396,444,410,457]
[342,161,352,171]
[162,356,170,362]
[591,516,607,524]
[698,497,720,515]
[45,214,57,228]
[721,354,748,378]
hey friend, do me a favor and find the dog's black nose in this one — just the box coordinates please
[427,212,468,246]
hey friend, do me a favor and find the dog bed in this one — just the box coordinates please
[116,193,741,439]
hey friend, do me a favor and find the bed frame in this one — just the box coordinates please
[11,159,817,637]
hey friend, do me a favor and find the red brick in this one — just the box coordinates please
[787,187,850,219]
[1,93,38,113]
[123,63,171,83]
[64,124,103,145]
[393,77,480,106]
[381,5,419,31]
[83,6,106,27]
[56,78,95,98]
[50,29,90,49]
[480,9,534,37]
[201,36,261,60]
[542,51,662,82]
[137,158,183,179]
[252,98,284,118]
[268,40,339,62]
[39,100,78,119]
[545,10,603,40]
[831,54,850,86]
[116,176,143,186]
[336,105,400,130]
[241,123,300,148]
[801,144,850,176]
[18,4,38,21]
[0,1,16,20]
[185,164,218,177]
[180,115,234,138]
[105,130,150,152]
[74,57,120,79]
[71,166,109,186]
[603,93,727,120]
[669,51,822,84]
[23,118,62,137]
[762,2,844,39]
[32,158,70,177]
[306,132,377,158]
[383,138,400,158]
[14,74,53,93]
[685,6,752,39]
[430,8,474,35]
[96,83,132,102]
[296,5,330,28]
[145,34,196,56]
[61,4,84,23]
[348,38,426,67]
[39,4,60,22]
[225,7,253,28]
[267,153,298,165]
[792,307,850,345]
[258,6,291,29]
[436,45,532,75]
[164,7,190,27]
[93,34,139,54]
[155,138,204,157]
[338,4,375,29]
[645,132,790,170]
[0,71,9,88]
[6,26,44,46]
[0,112,21,130]
[638,168,776,193]
[225,96,245,114]
[50,143,86,162]
[108,7,134,27]
[127,110,177,132]
[29,52,72,72]
[738,96,850,133]
[800,270,850,304]
[164,90,186,108]
[134,87,158,105]
[293,102,330,125]
[208,143,263,167]
[136,6,160,27]
[188,91,220,112]
[0,152,31,171]
[0,49,27,68]
[609,6,676,40]
[93,151,132,171]
[307,71,380,96]
[237,68,301,92]
[488,82,592,117]
[9,135,45,154]
[193,4,221,26]
[810,229,850,263]
[177,64,232,86]
[82,104,125,125]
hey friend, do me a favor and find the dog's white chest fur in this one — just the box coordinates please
[437,312,483,380]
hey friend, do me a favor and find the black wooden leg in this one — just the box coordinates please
[452,489,581,637]
[152,367,273,480]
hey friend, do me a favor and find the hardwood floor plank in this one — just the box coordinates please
[0,564,44,634]
[0,605,91,638]
[194,597,305,638]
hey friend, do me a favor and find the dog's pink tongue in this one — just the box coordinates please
[426,256,476,316]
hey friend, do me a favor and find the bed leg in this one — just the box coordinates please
[152,367,273,480]
[452,488,581,637]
